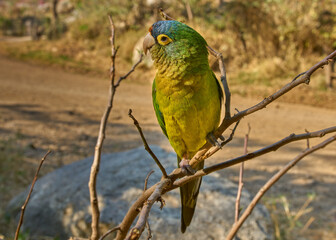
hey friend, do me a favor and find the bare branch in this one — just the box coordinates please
[125,179,171,240]
[89,16,117,240]
[146,220,152,240]
[292,71,306,82]
[207,45,231,119]
[235,124,250,223]
[114,54,143,88]
[173,126,336,187]
[89,15,143,240]
[99,226,120,240]
[216,50,336,137]
[159,8,174,20]
[14,150,51,240]
[305,129,310,149]
[225,134,336,240]
[128,109,168,178]
[144,170,155,191]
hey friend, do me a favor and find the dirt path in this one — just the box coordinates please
[0,56,335,239]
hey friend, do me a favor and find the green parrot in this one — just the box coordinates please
[143,20,223,233]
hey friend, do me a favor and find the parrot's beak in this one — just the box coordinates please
[143,33,155,55]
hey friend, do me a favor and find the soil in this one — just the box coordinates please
[0,55,335,239]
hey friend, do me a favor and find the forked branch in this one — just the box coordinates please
[125,179,171,240]
[89,15,142,240]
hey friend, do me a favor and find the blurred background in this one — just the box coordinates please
[0,0,336,97]
[0,1,336,239]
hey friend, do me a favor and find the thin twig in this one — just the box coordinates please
[292,71,306,82]
[89,15,142,240]
[146,220,152,240]
[114,54,143,88]
[235,124,250,223]
[159,8,174,20]
[99,226,120,240]
[128,109,168,178]
[225,135,336,240]
[207,45,230,119]
[305,129,310,149]
[144,170,155,191]
[14,150,51,240]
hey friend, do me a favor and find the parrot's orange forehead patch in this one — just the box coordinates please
[148,26,153,33]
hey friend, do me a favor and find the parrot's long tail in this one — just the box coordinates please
[179,156,204,233]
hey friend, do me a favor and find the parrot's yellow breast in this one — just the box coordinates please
[155,70,221,158]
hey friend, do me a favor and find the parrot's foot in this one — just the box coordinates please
[179,158,196,175]
[207,132,222,149]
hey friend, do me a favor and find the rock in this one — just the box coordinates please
[8,146,272,239]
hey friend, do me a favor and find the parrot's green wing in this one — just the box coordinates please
[152,78,167,137]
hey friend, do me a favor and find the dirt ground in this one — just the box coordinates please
[0,55,335,239]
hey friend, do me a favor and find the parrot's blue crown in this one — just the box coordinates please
[150,20,179,40]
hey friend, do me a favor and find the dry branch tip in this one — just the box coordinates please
[128,109,168,178]
[14,150,51,240]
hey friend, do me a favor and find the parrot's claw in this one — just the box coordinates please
[179,158,196,175]
[207,132,222,149]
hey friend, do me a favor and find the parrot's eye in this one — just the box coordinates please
[157,34,172,46]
